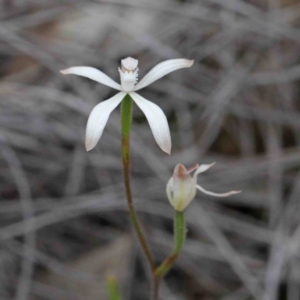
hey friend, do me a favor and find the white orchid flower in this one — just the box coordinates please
[166,163,241,212]
[60,57,193,153]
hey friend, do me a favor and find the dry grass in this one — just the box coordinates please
[1,0,300,299]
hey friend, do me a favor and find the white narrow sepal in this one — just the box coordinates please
[133,59,194,91]
[130,92,171,154]
[194,163,215,176]
[196,185,241,197]
[60,66,122,90]
[85,92,126,151]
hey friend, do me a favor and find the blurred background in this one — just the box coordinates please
[1,0,300,299]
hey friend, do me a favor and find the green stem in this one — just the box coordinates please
[121,94,156,271]
[106,275,122,300]
[155,211,186,278]
[152,276,160,300]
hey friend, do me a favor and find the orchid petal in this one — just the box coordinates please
[196,185,241,197]
[60,67,122,90]
[85,92,126,151]
[194,163,216,176]
[133,59,194,91]
[130,92,171,154]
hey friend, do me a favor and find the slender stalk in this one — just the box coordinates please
[121,95,159,299]
[106,275,122,300]
[152,276,160,300]
[155,211,186,278]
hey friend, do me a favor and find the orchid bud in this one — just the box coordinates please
[166,164,197,212]
[167,163,241,211]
